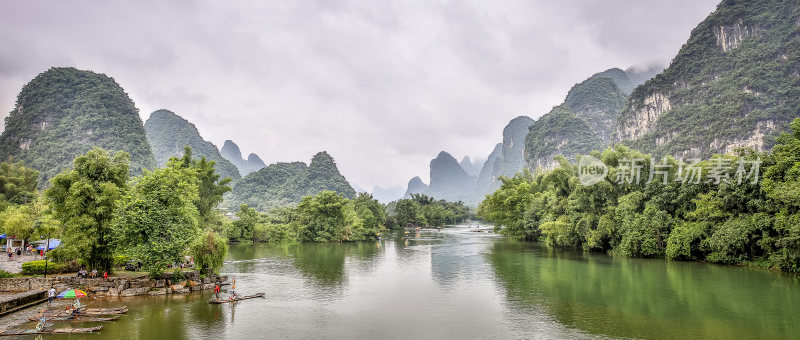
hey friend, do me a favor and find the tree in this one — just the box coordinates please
[231,204,261,242]
[394,199,422,227]
[113,166,200,276]
[297,191,363,242]
[191,230,228,274]
[0,204,35,242]
[0,160,38,205]
[167,147,232,226]
[353,193,386,236]
[46,148,129,271]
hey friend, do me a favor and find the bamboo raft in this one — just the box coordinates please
[47,307,128,318]
[29,315,121,322]
[208,293,265,304]
[0,326,102,336]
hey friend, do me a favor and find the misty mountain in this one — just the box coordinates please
[371,185,405,204]
[221,140,267,176]
[403,176,428,198]
[425,151,476,203]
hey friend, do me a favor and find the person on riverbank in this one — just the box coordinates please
[214,283,220,300]
[91,269,97,278]
[48,286,55,305]
[103,271,108,281]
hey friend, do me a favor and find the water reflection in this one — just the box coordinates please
[488,239,800,339]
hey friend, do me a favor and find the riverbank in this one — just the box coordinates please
[0,271,229,333]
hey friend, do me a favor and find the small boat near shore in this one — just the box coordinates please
[47,307,128,317]
[0,326,103,336]
[208,293,265,304]
[29,315,121,322]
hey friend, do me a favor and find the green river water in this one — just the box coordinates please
[25,226,800,339]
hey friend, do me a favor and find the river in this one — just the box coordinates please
[33,225,800,339]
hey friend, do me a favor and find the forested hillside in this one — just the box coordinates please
[0,67,155,184]
[228,151,355,211]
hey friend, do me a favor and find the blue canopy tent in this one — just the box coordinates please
[34,239,60,251]
[0,234,5,239]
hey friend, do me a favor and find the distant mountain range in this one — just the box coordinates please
[220,140,266,176]
[400,0,798,206]
[145,109,240,180]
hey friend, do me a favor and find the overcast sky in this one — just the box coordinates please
[0,0,719,190]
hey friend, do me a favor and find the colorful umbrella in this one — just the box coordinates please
[57,289,87,299]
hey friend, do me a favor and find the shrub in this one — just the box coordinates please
[21,260,66,275]
[0,270,14,278]
[171,268,185,282]
[114,255,130,267]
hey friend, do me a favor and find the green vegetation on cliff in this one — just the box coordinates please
[0,67,155,184]
[524,105,603,169]
[229,151,356,211]
[145,109,240,180]
[615,0,800,158]
[481,118,800,272]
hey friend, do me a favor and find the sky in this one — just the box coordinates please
[0,0,720,191]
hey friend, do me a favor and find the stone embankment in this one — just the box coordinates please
[0,271,228,298]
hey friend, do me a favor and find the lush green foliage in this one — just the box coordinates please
[0,67,155,185]
[0,161,38,204]
[191,230,228,274]
[387,194,471,228]
[46,148,129,272]
[113,164,201,277]
[145,109,240,181]
[228,192,397,243]
[481,119,800,271]
[20,260,79,275]
[229,152,356,211]
[167,147,232,226]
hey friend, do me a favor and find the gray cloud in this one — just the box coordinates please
[0,0,719,189]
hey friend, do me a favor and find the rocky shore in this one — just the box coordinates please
[0,271,228,298]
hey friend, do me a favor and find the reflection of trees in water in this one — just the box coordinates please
[487,239,800,339]
[289,241,383,298]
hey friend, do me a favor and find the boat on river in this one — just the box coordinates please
[29,315,121,322]
[47,307,128,317]
[208,293,265,304]
[0,326,103,336]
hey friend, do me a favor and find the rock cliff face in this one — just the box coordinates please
[0,67,155,184]
[498,116,535,178]
[459,156,483,177]
[523,67,657,172]
[425,151,476,203]
[614,0,800,158]
[524,105,603,171]
[475,143,504,196]
[145,110,240,180]
[221,140,266,176]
